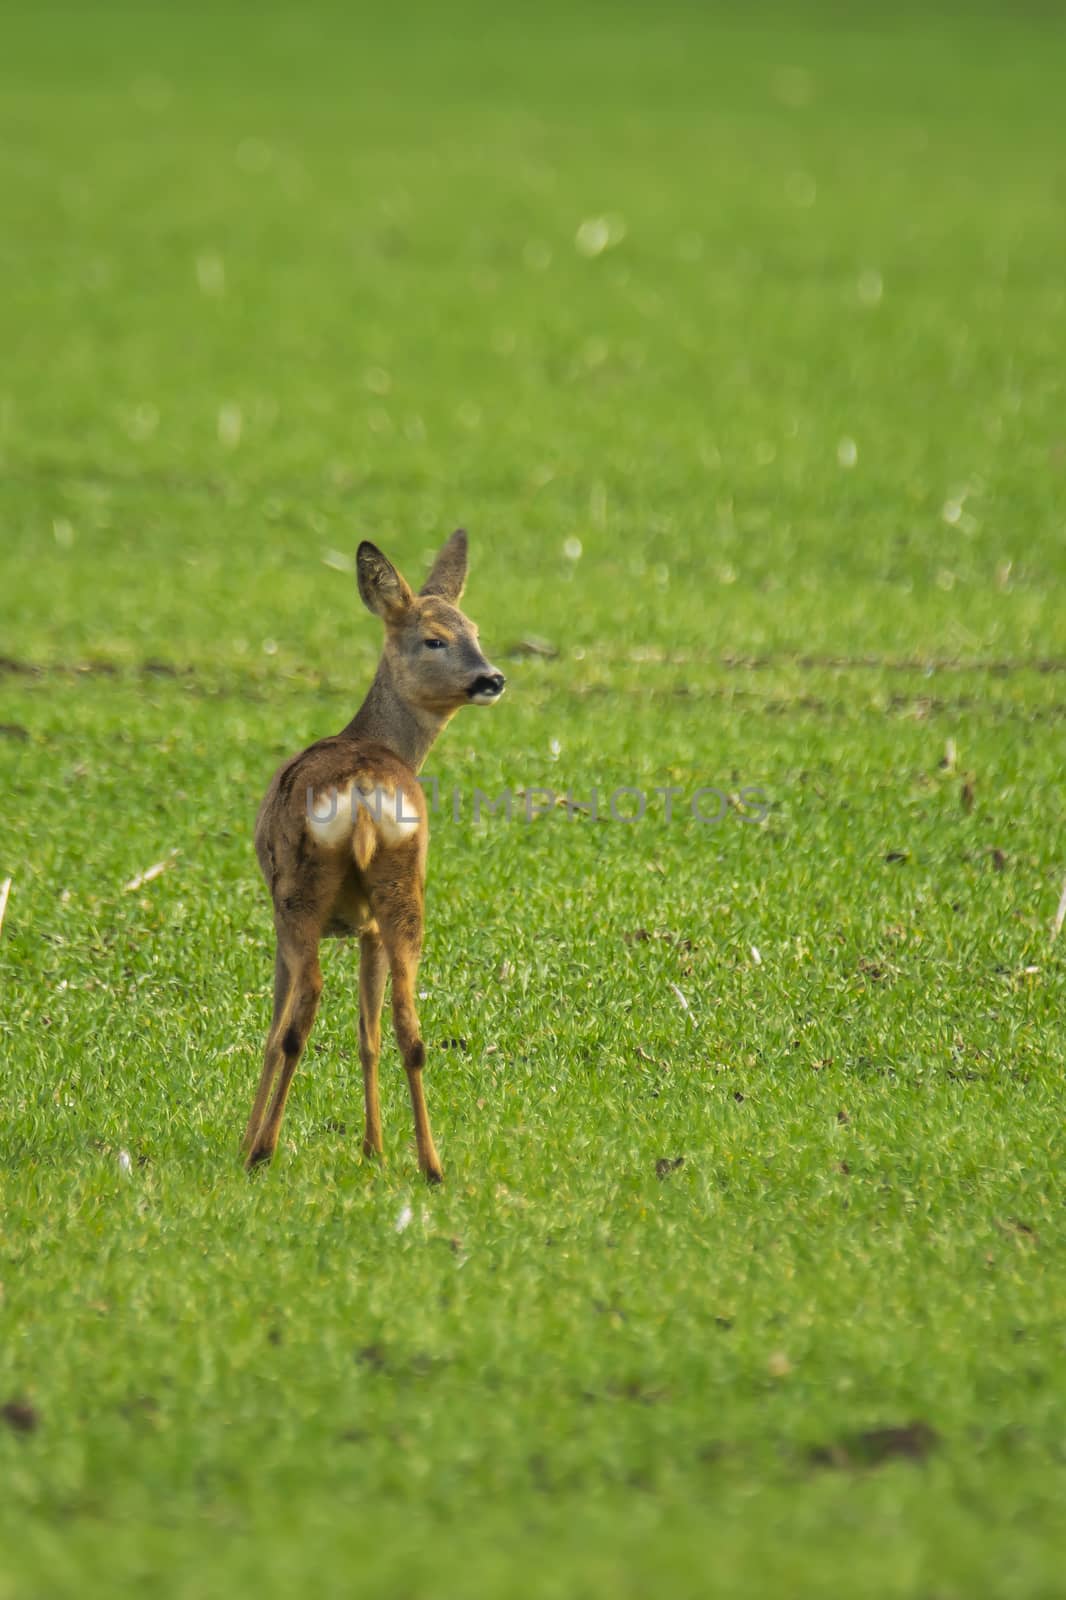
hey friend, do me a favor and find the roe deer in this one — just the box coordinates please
[242,529,505,1176]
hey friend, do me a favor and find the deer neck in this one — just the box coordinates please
[341,655,450,773]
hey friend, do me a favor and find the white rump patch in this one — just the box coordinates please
[371,785,421,846]
[306,781,419,849]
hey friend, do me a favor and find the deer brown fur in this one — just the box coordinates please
[242,529,505,1177]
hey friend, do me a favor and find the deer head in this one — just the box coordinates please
[356,529,505,715]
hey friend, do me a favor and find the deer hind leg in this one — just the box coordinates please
[358,930,388,1160]
[370,872,442,1184]
[245,936,323,1169]
[242,944,295,1156]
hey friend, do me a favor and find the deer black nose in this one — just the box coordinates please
[469,671,506,702]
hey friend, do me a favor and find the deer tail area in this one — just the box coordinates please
[353,804,378,872]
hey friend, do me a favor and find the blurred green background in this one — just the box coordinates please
[3,0,1064,669]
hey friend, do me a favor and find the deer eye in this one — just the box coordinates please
[423,638,447,650]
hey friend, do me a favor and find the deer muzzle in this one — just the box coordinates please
[468,671,506,705]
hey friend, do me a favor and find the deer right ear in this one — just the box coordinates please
[420,528,468,604]
[357,542,414,622]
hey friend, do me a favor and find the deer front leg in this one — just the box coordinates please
[358,930,388,1160]
[369,854,442,1183]
[376,910,441,1183]
[390,948,442,1183]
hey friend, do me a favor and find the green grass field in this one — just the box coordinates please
[2,2,1065,1594]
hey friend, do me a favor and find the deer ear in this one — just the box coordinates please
[357,542,414,621]
[419,528,468,604]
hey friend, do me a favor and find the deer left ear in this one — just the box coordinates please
[357,541,414,622]
[419,528,468,604]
